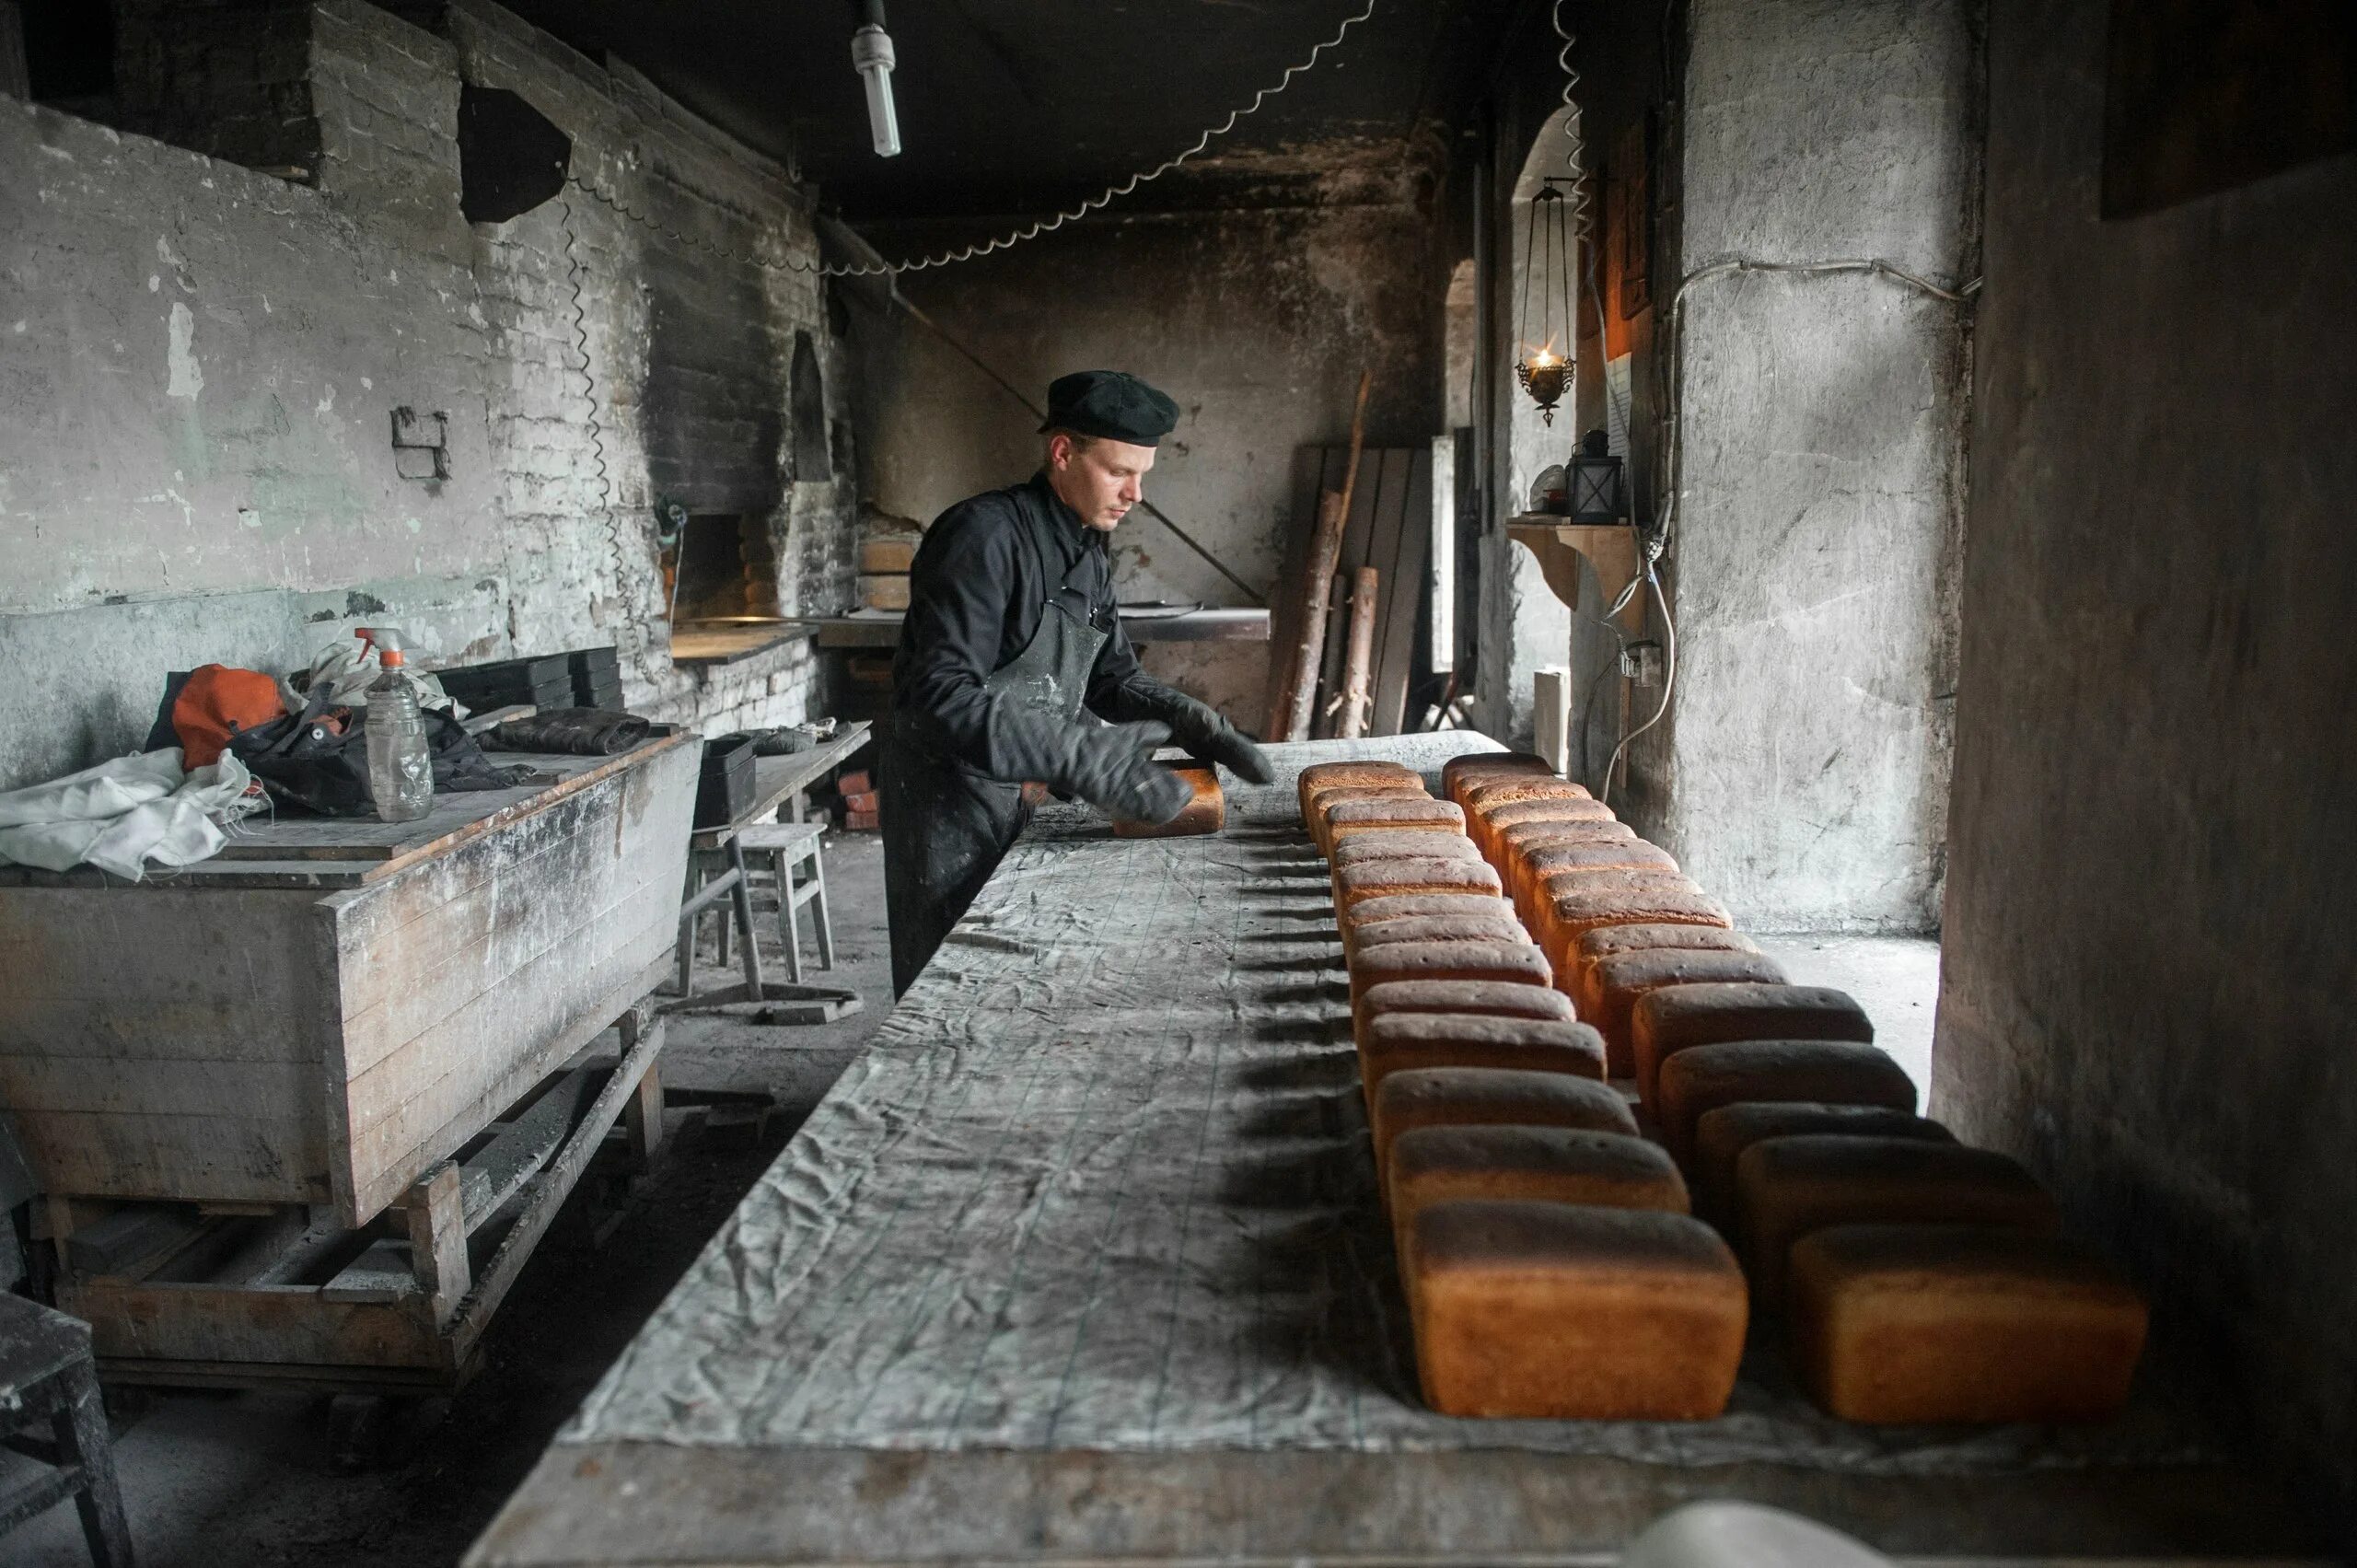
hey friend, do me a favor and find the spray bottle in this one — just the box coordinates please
[355,628,434,822]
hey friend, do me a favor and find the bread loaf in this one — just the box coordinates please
[1787,1224,2148,1424]
[1304,781,1426,836]
[1361,1011,1604,1100]
[1371,1066,1635,1179]
[1390,1126,1689,1258]
[1493,819,1637,866]
[1111,764,1224,837]
[1351,913,1532,956]
[1653,1040,1915,1165]
[1359,978,1576,1024]
[1342,893,1519,960]
[1462,776,1593,813]
[1540,889,1732,986]
[1689,1102,1952,1226]
[1631,983,1875,1104]
[1588,948,1791,1080]
[1475,796,1614,852]
[1322,799,1469,856]
[1510,838,1678,912]
[1298,759,1418,813]
[1573,924,1763,1021]
[1334,855,1501,912]
[1443,751,1555,804]
[1330,830,1479,871]
[1351,941,1551,1020]
[1408,1202,1747,1419]
[1528,870,1703,952]
[1735,1135,2061,1307]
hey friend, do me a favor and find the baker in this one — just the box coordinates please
[879,370,1275,993]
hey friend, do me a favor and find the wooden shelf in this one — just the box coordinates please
[1506,516,1647,632]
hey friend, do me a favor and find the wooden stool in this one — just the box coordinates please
[0,1294,133,1566]
[737,819,835,983]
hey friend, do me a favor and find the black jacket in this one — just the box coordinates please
[891,472,1169,776]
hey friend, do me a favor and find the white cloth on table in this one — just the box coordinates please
[0,748,257,879]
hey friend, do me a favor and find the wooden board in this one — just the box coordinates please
[1373,444,1435,735]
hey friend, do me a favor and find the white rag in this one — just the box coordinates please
[0,749,258,880]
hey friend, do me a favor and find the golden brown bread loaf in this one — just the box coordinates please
[1787,1224,2148,1424]
[1342,893,1519,960]
[1473,796,1616,856]
[1371,1065,1635,1178]
[1735,1135,2061,1307]
[1461,776,1593,814]
[1361,1011,1604,1099]
[1322,798,1468,856]
[1408,1202,1747,1419]
[1540,889,1732,985]
[1357,977,1576,1053]
[1573,924,1763,1019]
[1509,838,1678,913]
[1443,751,1554,804]
[1111,764,1224,837]
[1631,983,1875,1104]
[1350,941,1551,1021]
[1303,782,1427,846]
[1351,913,1533,956]
[1689,1102,1953,1226]
[1298,759,1418,812]
[1653,1040,1915,1165]
[1329,830,1480,871]
[1333,855,1502,911]
[1390,1126,1689,1255]
[1527,870,1704,950]
[1588,948,1792,1080]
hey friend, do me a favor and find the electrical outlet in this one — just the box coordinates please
[1621,640,1665,687]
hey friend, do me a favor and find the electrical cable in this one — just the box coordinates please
[566,0,1378,279]
[556,197,640,670]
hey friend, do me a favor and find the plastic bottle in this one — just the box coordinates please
[356,628,434,822]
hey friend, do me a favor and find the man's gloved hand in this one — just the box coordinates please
[1062,721,1191,825]
[1120,682,1276,784]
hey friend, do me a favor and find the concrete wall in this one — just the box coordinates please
[0,0,858,791]
[1935,0,2357,1539]
[852,198,1442,724]
[1650,0,1980,931]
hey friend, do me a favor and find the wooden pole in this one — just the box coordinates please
[1273,369,1373,740]
[1336,566,1380,739]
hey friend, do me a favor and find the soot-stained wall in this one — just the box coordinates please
[851,193,1443,722]
[0,0,858,791]
[1935,0,2357,1539]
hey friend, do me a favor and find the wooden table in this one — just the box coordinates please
[466,735,2319,1566]
[0,738,699,1389]
[686,720,872,852]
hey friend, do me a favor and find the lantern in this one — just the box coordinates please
[1515,180,1577,425]
[1567,429,1624,523]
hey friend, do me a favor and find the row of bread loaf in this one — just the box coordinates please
[1299,752,2149,1427]
[1300,757,1747,1420]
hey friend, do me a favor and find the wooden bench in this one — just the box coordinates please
[0,1294,132,1566]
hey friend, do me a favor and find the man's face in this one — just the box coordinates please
[1048,434,1156,531]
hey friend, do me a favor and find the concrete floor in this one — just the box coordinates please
[5,832,895,1568]
[1749,933,1943,1098]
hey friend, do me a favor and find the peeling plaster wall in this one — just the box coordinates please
[851,201,1441,723]
[0,0,858,791]
[1657,0,1980,931]
[1936,0,2357,1539]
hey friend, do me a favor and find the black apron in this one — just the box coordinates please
[879,537,1109,996]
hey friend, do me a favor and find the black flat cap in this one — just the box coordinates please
[1039,370,1180,446]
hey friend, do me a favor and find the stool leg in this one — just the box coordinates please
[728,838,764,995]
[55,1361,134,1568]
[778,850,805,985]
[809,843,836,970]
[678,860,702,995]
[714,858,733,970]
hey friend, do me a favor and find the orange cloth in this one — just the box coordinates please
[172,665,284,767]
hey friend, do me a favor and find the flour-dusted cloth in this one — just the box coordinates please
[0,748,257,879]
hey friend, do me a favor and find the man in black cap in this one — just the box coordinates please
[878,370,1274,993]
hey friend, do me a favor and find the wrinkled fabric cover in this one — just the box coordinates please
[0,748,253,878]
[568,736,2214,1477]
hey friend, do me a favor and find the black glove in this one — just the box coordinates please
[971,706,1190,825]
[1109,679,1275,784]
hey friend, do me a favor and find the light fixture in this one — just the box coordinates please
[1566,428,1624,523]
[852,0,901,158]
[1515,179,1576,424]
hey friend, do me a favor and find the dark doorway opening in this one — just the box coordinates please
[668,513,780,625]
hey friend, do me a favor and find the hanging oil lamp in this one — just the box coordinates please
[1515,180,1576,424]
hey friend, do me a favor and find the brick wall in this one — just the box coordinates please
[0,0,858,786]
